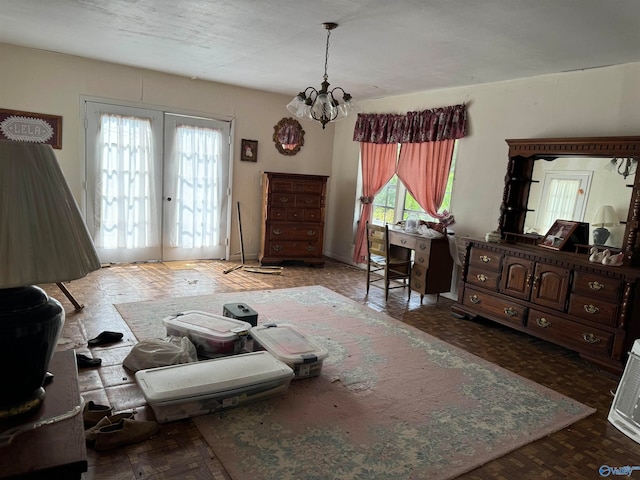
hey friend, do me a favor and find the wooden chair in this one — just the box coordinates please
[365,222,412,301]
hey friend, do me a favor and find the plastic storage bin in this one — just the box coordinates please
[251,323,328,379]
[223,303,258,327]
[162,311,251,358]
[135,351,294,423]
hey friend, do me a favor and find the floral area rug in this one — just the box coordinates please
[114,285,595,480]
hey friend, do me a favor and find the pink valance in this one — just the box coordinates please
[353,104,467,144]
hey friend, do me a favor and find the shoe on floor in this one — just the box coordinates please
[76,353,102,369]
[83,400,113,428]
[94,418,159,451]
[85,412,135,445]
[88,331,124,347]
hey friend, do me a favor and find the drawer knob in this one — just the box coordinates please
[273,229,282,235]
[279,197,289,203]
[307,230,316,236]
[504,307,518,317]
[476,273,487,282]
[536,317,551,328]
[272,245,282,251]
[588,281,604,291]
[469,294,480,304]
[583,304,599,315]
[582,333,601,344]
[480,255,490,263]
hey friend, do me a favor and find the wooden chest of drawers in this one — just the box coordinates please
[453,238,640,374]
[259,172,328,266]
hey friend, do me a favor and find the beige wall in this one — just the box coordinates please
[3,43,640,270]
[326,62,640,264]
[0,43,334,260]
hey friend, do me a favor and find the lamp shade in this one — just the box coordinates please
[0,140,101,288]
[592,205,620,228]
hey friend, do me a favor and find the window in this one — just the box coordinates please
[372,142,458,226]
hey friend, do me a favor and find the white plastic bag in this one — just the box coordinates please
[123,336,198,372]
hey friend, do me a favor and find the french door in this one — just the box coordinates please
[85,101,231,264]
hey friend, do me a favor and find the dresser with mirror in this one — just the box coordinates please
[453,136,640,374]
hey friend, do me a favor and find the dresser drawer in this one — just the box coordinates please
[298,180,324,195]
[572,272,622,303]
[411,264,427,291]
[462,287,526,327]
[266,241,321,257]
[269,207,321,222]
[468,247,502,271]
[567,294,619,327]
[295,194,321,208]
[269,225,322,241]
[270,193,296,206]
[528,308,613,358]
[414,249,431,268]
[387,230,417,250]
[467,266,500,291]
[270,178,295,193]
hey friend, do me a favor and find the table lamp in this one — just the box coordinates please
[0,140,101,419]
[592,205,619,245]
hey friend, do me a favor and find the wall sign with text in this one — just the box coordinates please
[0,108,63,149]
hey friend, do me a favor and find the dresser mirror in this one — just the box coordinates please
[499,137,640,265]
[273,117,305,156]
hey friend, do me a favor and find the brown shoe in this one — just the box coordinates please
[94,418,159,451]
[83,400,113,427]
[85,412,135,445]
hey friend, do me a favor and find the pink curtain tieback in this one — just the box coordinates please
[360,196,375,204]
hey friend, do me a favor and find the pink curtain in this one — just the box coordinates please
[396,139,455,220]
[352,143,397,264]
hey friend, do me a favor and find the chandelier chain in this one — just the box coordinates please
[323,28,331,81]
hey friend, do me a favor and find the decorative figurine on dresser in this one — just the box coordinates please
[259,172,328,266]
[452,136,640,375]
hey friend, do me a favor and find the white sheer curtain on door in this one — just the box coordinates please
[166,125,225,249]
[94,114,159,250]
[538,178,581,233]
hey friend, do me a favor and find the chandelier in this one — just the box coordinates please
[286,22,358,129]
[610,157,638,179]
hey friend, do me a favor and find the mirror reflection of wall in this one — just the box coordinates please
[524,157,632,248]
[273,118,305,156]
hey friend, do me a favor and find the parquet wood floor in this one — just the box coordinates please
[43,258,640,480]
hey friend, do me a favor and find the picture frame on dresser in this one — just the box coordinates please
[539,220,579,251]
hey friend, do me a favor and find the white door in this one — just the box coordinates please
[536,171,592,234]
[85,102,231,264]
[162,114,231,261]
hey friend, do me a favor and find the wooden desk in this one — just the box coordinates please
[0,350,87,479]
[387,228,454,302]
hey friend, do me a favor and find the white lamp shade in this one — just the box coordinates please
[592,205,620,227]
[0,140,101,288]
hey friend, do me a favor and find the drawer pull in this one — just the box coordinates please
[304,199,313,204]
[400,239,407,245]
[306,230,316,236]
[476,273,487,282]
[414,281,422,289]
[279,197,289,203]
[418,257,425,264]
[536,317,551,328]
[480,255,490,263]
[588,281,604,291]
[305,245,316,252]
[419,244,427,251]
[469,294,481,304]
[272,245,282,251]
[504,307,518,317]
[414,270,423,278]
[582,333,601,344]
[583,304,599,315]
[273,229,282,235]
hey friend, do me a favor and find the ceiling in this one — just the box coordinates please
[2,0,640,102]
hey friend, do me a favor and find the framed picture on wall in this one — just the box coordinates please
[539,220,580,251]
[241,139,258,162]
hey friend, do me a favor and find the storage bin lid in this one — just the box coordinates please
[251,323,328,364]
[163,310,251,341]
[135,351,293,403]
